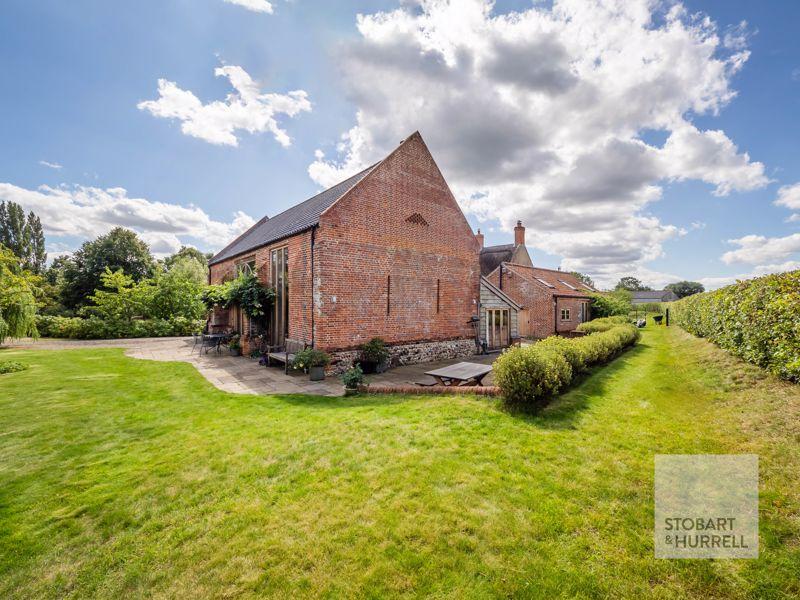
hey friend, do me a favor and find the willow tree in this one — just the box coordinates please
[0,246,39,343]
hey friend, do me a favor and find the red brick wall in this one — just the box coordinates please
[486,267,554,338]
[208,230,314,349]
[208,133,481,353]
[313,132,481,351]
[556,297,588,333]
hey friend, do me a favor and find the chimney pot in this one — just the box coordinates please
[514,220,525,247]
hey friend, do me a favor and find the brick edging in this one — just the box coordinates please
[358,384,501,396]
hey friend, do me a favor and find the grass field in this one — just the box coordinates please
[1,326,799,598]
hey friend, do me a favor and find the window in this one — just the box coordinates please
[237,258,256,275]
[558,279,577,290]
[535,277,556,288]
[561,308,571,321]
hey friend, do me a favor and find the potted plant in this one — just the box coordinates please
[293,348,331,381]
[358,337,391,374]
[228,334,242,356]
[341,364,364,396]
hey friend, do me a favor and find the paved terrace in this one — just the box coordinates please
[5,337,497,397]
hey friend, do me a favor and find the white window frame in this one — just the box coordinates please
[561,308,571,321]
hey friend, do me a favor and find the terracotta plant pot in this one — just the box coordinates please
[344,387,359,396]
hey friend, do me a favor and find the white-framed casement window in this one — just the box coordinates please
[236,257,256,276]
[561,308,571,321]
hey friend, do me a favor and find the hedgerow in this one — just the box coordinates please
[35,315,204,340]
[494,322,640,409]
[671,270,800,381]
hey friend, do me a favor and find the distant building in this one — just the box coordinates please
[630,290,679,304]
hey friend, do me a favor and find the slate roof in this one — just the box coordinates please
[501,263,595,297]
[209,163,377,265]
[631,290,679,302]
[479,244,514,275]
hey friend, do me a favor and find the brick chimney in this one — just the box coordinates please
[475,229,484,249]
[514,220,525,247]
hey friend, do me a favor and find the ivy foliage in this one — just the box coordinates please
[203,271,275,319]
[671,270,800,381]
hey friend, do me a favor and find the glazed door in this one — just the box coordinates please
[270,247,289,347]
[487,309,510,349]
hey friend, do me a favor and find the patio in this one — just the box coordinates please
[6,337,498,396]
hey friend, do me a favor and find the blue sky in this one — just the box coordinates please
[1,0,799,288]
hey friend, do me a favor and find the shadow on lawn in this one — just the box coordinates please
[507,341,649,431]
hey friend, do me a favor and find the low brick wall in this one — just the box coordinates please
[359,384,501,397]
[329,338,475,374]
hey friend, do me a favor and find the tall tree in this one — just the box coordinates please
[0,201,48,273]
[615,276,652,292]
[163,246,213,270]
[665,281,705,299]
[27,212,47,273]
[0,246,39,343]
[60,227,155,309]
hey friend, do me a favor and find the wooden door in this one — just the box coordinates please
[518,309,531,337]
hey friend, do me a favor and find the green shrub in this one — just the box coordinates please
[590,291,631,317]
[495,323,639,410]
[341,365,364,389]
[360,337,390,364]
[35,315,204,339]
[536,335,587,372]
[494,345,572,408]
[0,361,27,374]
[576,315,629,333]
[293,348,331,370]
[671,270,800,381]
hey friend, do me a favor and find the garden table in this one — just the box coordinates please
[424,362,493,387]
[202,333,230,354]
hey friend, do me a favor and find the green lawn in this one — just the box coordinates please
[1,327,799,598]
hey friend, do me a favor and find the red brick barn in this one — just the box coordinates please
[208,132,481,370]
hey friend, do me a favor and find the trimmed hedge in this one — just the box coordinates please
[35,315,204,340]
[575,315,630,334]
[494,322,640,409]
[671,270,800,381]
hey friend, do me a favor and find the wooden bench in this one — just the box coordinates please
[266,338,307,374]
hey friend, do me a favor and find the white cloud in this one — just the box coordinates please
[700,261,800,290]
[309,0,768,287]
[138,65,311,147]
[0,182,255,258]
[224,0,273,14]
[721,233,800,265]
[775,183,800,211]
[39,160,63,170]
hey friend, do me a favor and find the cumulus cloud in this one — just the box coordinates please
[0,182,255,257]
[775,183,800,211]
[309,0,768,286]
[721,233,800,265]
[138,65,311,147]
[223,0,273,14]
